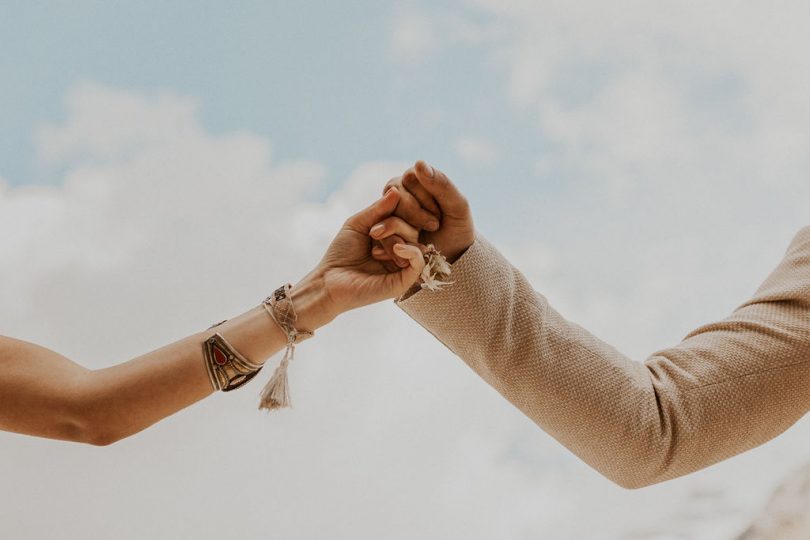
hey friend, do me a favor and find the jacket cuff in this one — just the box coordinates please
[394,233,496,333]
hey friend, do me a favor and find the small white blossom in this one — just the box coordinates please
[420,244,454,291]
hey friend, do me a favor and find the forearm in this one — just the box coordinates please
[79,306,280,445]
[0,271,335,445]
[396,230,810,488]
[398,235,659,484]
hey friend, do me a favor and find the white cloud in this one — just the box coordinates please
[390,11,436,62]
[469,1,810,207]
[454,136,499,165]
[389,7,500,62]
[460,0,810,329]
[36,80,202,165]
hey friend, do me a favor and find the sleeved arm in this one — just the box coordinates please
[395,227,810,489]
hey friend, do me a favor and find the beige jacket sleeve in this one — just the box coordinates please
[395,226,810,489]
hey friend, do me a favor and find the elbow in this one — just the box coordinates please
[65,400,125,447]
[603,435,688,490]
[64,416,124,446]
[54,415,124,446]
[604,371,689,490]
[77,404,131,446]
[586,419,682,490]
[66,373,128,446]
[606,471,661,490]
[82,427,124,447]
[593,432,681,490]
[592,457,674,490]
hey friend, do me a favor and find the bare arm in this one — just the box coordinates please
[0,186,427,446]
[0,303,296,445]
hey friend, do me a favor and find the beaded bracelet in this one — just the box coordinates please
[258,283,314,412]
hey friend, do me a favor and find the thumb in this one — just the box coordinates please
[392,242,426,291]
[347,186,401,231]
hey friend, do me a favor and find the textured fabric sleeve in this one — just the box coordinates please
[395,227,810,489]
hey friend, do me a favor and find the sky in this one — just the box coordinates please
[2,1,810,539]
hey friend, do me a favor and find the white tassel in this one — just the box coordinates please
[259,342,294,411]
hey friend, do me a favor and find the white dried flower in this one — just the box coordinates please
[420,244,454,291]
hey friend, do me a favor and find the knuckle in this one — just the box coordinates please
[399,195,420,216]
[383,177,400,195]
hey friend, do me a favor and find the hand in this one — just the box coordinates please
[290,187,427,331]
[372,160,475,264]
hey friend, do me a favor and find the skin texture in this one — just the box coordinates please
[0,187,425,446]
[373,160,476,265]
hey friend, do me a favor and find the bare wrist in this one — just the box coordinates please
[445,235,475,264]
[288,270,339,332]
[446,246,470,264]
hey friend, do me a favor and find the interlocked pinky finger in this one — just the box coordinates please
[369,216,420,245]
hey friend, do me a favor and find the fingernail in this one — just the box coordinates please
[370,223,385,237]
[425,220,439,231]
[372,246,385,255]
[424,163,435,177]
